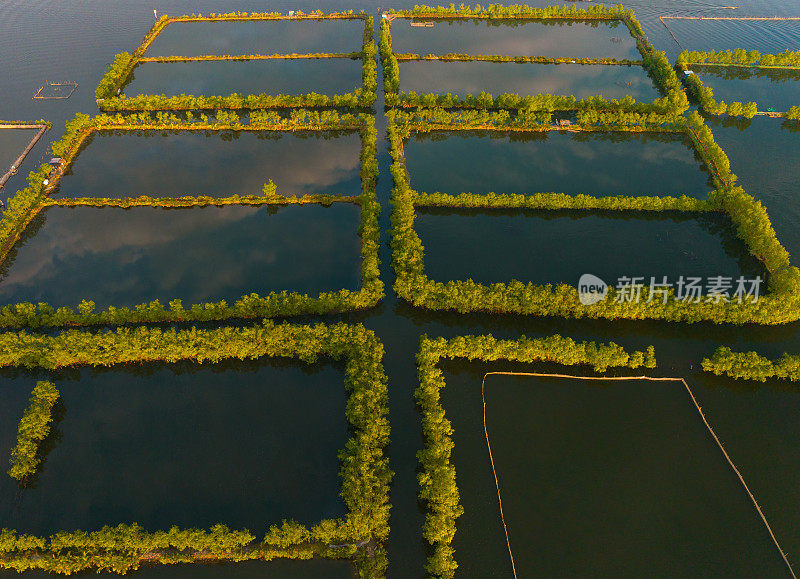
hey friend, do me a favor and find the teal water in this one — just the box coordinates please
[0,1,799,577]
[0,359,347,536]
[405,130,714,196]
[416,209,764,288]
[693,65,800,112]
[442,369,788,576]
[123,58,362,98]
[399,60,661,101]
[146,19,365,56]
[55,130,362,198]
[390,17,639,59]
[0,204,362,310]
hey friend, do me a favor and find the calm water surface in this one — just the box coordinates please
[0,129,39,172]
[0,0,799,577]
[55,130,362,198]
[146,19,365,56]
[399,60,660,100]
[694,65,800,112]
[0,204,362,310]
[123,58,363,98]
[405,130,714,196]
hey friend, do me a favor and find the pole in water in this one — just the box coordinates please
[153,8,157,20]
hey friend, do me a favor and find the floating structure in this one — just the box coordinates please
[410,21,434,27]
[32,81,77,100]
[0,124,49,191]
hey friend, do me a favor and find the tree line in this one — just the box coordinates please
[677,49,800,68]
[388,109,800,324]
[681,69,758,118]
[702,346,800,382]
[0,321,391,575]
[416,333,656,577]
[7,381,60,482]
[0,112,383,329]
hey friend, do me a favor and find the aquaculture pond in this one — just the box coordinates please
[389,17,640,59]
[0,360,348,536]
[441,369,787,576]
[415,209,763,287]
[0,129,38,171]
[145,19,365,56]
[0,204,362,310]
[693,65,800,113]
[122,58,362,99]
[55,130,362,198]
[398,61,660,101]
[2,0,800,576]
[404,130,714,196]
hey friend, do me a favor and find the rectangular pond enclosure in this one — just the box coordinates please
[414,209,764,288]
[440,370,788,576]
[0,204,362,311]
[144,18,366,56]
[54,129,362,199]
[404,130,714,197]
[692,65,800,113]
[398,61,660,102]
[121,58,363,101]
[0,360,348,536]
[389,17,640,59]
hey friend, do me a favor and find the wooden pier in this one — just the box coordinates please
[0,124,49,192]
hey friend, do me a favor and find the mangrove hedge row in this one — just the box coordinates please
[680,68,759,118]
[677,49,800,69]
[7,381,59,482]
[388,109,800,324]
[96,12,376,110]
[702,346,800,382]
[0,110,383,328]
[416,333,656,577]
[0,321,391,575]
[380,5,688,115]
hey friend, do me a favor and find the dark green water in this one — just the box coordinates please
[399,61,660,101]
[390,18,639,59]
[0,204,362,310]
[0,359,347,536]
[1,1,800,577]
[416,208,764,287]
[145,19,365,56]
[693,66,800,112]
[442,369,787,576]
[123,58,362,99]
[404,131,714,196]
[55,130,362,198]
[0,129,38,172]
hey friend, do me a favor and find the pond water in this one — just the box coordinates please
[122,58,362,98]
[692,65,800,112]
[399,61,660,101]
[145,19,365,56]
[0,128,38,171]
[405,130,714,196]
[390,17,640,59]
[0,359,348,536]
[55,130,362,198]
[665,18,800,53]
[415,209,763,288]
[442,368,788,576]
[0,204,362,310]
[1,0,800,576]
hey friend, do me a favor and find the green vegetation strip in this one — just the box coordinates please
[677,49,800,119]
[96,12,376,110]
[138,52,362,63]
[0,321,391,576]
[388,108,800,324]
[7,381,59,482]
[0,109,383,328]
[394,53,642,65]
[380,5,688,115]
[702,346,800,382]
[415,333,655,578]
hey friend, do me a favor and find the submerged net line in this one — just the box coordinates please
[480,371,797,579]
